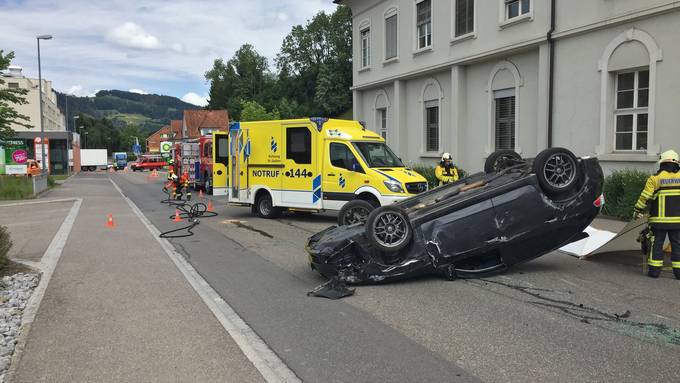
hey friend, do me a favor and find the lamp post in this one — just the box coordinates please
[69,115,79,175]
[36,34,53,172]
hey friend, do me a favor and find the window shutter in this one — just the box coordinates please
[385,15,397,59]
[495,96,515,150]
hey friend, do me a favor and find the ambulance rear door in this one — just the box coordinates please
[280,123,320,208]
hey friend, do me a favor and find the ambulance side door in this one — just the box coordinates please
[281,125,319,207]
[212,132,229,196]
[322,141,368,210]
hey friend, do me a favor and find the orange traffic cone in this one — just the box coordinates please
[173,209,183,222]
[199,189,204,199]
[151,169,158,178]
[207,199,214,212]
[106,213,115,228]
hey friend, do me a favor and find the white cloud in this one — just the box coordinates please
[129,88,149,94]
[277,12,289,21]
[181,92,208,107]
[66,85,90,97]
[171,43,185,54]
[107,22,160,50]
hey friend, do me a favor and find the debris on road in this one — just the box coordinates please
[0,273,39,381]
[307,277,355,300]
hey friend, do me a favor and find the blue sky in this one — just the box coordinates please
[0,0,338,105]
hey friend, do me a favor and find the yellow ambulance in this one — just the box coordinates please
[212,118,427,225]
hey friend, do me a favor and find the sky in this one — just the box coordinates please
[0,0,338,106]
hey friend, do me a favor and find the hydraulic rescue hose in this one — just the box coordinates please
[159,184,219,238]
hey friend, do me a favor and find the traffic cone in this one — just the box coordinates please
[123,166,128,173]
[106,213,115,228]
[173,209,183,222]
[151,169,158,178]
[207,199,214,212]
[199,189,204,199]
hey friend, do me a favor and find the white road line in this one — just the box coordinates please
[109,178,300,383]
[0,198,78,208]
[7,198,82,380]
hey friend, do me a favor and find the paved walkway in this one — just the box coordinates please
[9,174,263,382]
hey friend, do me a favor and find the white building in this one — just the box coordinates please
[1,65,65,132]
[338,0,680,174]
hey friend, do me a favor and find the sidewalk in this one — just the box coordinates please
[9,174,263,382]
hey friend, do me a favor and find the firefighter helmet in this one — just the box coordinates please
[659,150,679,164]
[441,153,453,162]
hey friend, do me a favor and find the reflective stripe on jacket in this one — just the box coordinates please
[635,170,680,226]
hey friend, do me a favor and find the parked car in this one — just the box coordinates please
[26,159,42,176]
[130,154,166,171]
[306,148,605,283]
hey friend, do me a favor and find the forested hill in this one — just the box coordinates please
[56,90,199,133]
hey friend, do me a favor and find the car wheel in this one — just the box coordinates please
[366,205,413,253]
[533,147,580,196]
[337,199,375,226]
[254,192,281,219]
[484,150,523,173]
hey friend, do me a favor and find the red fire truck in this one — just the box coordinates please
[172,136,214,193]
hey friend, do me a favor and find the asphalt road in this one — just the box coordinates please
[113,171,680,383]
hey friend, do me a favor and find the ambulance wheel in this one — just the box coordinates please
[254,192,281,219]
[366,206,413,253]
[338,200,374,226]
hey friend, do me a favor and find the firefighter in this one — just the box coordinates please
[435,153,459,186]
[167,158,175,181]
[634,150,680,280]
[174,171,191,201]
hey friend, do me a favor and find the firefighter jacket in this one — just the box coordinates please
[435,164,459,186]
[635,169,680,228]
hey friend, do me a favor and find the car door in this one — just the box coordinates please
[322,141,367,209]
[281,124,319,207]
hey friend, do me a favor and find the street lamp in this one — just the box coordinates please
[36,34,53,172]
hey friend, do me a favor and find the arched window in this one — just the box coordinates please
[420,78,443,154]
[487,60,523,154]
[374,90,390,141]
[597,28,662,157]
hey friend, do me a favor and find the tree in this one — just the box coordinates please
[205,44,272,120]
[0,50,31,140]
[240,100,280,121]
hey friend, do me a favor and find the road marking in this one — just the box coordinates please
[110,178,300,383]
[7,198,82,380]
[0,198,77,207]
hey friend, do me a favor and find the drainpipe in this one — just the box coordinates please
[546,0,556,148]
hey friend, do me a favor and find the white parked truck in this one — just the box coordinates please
[80,149,108,171]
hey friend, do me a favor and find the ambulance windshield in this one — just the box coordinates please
[352,142,404,168]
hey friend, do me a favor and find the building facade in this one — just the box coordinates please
[146,122,183,153]
[1,66,66,132]
[339,0,680,174]
[1,66,74,174]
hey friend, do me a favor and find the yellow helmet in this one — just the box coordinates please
[659,150,679,164]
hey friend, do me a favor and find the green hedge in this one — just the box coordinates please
[602,169,650,221]
[0,225,11,272]
[410,164,469,189]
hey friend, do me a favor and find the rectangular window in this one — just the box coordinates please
[495,91,516,150]
[505,0,530,19]
[286,127,312,164]
[615,69,649,151]
[425,101,439,152]
[416,0,432,49]
[455,0,474,37]
[377,108,387,140]
[360,28,371,68]
[385,14,398,60]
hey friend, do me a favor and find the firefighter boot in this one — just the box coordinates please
[648,266,661,278]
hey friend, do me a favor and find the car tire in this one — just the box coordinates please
[484,150,523,173]
[366,205,413,253]
[337,199,375,226]
[254,192,281,219]
[532,147,580,196]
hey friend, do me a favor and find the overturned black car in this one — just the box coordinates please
[307,148,604,283]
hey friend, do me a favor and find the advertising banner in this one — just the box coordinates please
[0,139,28,175]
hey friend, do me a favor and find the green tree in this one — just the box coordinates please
[0,50,31,140]
[240,100,280,121]
[205,44,271,120]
